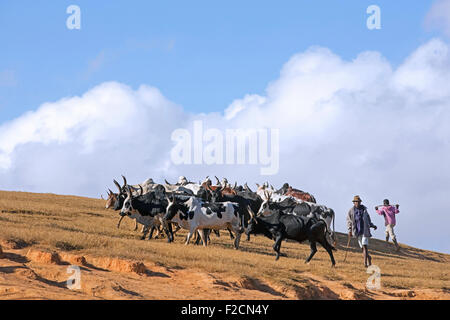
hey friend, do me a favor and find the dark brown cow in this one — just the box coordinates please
[285,187,316,203]
[202,180,237,196]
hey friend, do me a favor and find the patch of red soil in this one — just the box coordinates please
[26,249,61,265]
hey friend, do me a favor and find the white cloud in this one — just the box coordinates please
[1,39,450,253]
[425,0,450,37]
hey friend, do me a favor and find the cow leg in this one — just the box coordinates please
[134,220,139,231]
[148,226,156,240]
[227,227,235,240]
[185,232,193,245]
[117,216,124,229]
[156,225,165,238]
[193,231,202,245]
[152,218,162,239]
[141,225,150,240]
[164,222,174,243]
[185,227,196,245]
[233,229,242,250]
[305,241,318,264]
[199,229,208,247]
[152,226,159,239]
[273,235,283,260]
[213,230,220,238]
[172,224,181,235]
[317,237,336,267]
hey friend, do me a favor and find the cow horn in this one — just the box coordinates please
[247,206,258,223]
[233,182,237,190]
[165,179,171,185]
[139,185,144,196]
[215,176,220,185]
[126,185,132,198]
[270,184,274,190]
[247,206,255,219]
[121,175,127,188]
[113,179,122,193]
[101,194,104,200]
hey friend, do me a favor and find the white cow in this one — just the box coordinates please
[165,196,243,248]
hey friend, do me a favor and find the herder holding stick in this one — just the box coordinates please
[376,199,400,252]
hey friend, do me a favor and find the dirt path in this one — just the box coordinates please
[1,245,448,300]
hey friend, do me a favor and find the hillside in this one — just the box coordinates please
[0,190,449,300]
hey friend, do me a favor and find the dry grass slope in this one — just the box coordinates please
[0,190,449,300]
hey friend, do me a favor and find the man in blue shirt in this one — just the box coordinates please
[347,195,377,268]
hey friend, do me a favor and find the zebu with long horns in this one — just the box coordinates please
[257,191,337,246]
[245,205,336,266]
[106,176,162,232]
[120,184,176,241]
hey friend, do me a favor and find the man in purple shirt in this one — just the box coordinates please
[376,199,400,251]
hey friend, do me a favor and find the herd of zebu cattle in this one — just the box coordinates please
[104,175,337,266]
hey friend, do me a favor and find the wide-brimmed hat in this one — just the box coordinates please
[352,195,362,203]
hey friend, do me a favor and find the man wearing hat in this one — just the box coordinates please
[347,195,377,267]
[376,199,400,251]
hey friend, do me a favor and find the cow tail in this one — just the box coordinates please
[332,209,337,246]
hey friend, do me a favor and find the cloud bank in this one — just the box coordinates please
[425,0,450,37]
[1,39,450,253]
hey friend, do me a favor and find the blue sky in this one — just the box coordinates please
[0,0,436,121]
[2,1,450,253]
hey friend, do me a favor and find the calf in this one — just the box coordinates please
[246,207,336,266]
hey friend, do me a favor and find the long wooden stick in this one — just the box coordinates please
[343,234,351,263]
[376,204,399,207]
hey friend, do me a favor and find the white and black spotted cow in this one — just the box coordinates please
[120,185,176,241]
[164,196,244,249]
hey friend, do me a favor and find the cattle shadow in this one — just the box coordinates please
[2,252,29,264]
[0,265,67,289]
[239,276,287,298]
[111,284,142,297]
[0,265,28,274]
[143,268,170,278]
[35,276,67,289]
